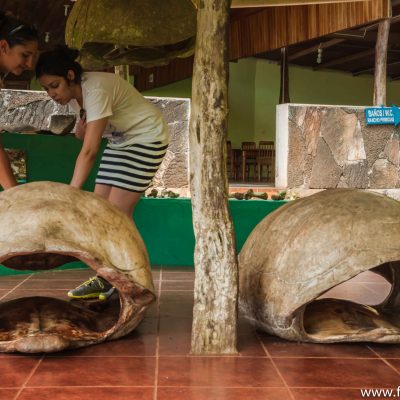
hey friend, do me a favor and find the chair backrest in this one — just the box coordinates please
[226,140,232,161]
[241,141,257,151]
[258,141,275,158]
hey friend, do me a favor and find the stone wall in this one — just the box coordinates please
[149,97,190,192]
[0,90,73,133]
[0,90,190,192]
[276,104,400,190]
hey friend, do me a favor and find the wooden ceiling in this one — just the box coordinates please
[256,3,400,81]
[0,0,394,90]
[138,0,392,90]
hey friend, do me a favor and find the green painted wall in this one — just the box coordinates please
[143,59,258,149]
[144,77,192,98]
[30,78,41,91]
[387,79,400,106]
[254,60,375,144]
[143,57,400,148]
[1,132,105,191]
[135,197,285,267]
[228,59,256,148]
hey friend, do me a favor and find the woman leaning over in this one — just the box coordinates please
[36,47,169,299]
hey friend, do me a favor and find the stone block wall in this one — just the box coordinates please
[149,97,190,192]
[276,104,400,190]
[0,90,71,132]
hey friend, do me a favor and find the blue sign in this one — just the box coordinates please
[365,106,400,126]
[393,106,400,126]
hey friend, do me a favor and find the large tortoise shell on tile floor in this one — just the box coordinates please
[0,182,155,353]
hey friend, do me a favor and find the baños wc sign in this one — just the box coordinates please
[365,106,400,126]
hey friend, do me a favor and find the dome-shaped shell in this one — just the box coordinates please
[65,0,196,68]
[239,189,400,343]
[0,182,155,353]
[67,0,196,47]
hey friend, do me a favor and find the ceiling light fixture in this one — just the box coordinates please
[316,44,323,64]
[64,4,71,16]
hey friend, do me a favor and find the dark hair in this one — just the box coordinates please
[35,47,83,84]
[0,11,38,47]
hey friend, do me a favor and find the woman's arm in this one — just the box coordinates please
[0,145,17,189]
[70,118,108,189]
[75,111,87,140]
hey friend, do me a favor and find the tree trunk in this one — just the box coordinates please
[189,0,238,354]
[279,47,290,104]
[373,19,390,106]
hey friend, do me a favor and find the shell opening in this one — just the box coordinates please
[303,265,398,342]
[0,252,123,352]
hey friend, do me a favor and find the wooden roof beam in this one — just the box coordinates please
[332,30,400,44]
[331,15,400,41]
[353,60,400,76]
[230,0,367,6]
[314,48,375,69]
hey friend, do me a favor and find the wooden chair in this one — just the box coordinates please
[257,141,275,182]
[241,141,258,181]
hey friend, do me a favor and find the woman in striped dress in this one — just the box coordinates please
[35,47,169,299]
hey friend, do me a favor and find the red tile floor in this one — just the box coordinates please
[0,268,399,400]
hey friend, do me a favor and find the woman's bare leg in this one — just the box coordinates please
[68,185,142,299]
[107,186,142,218]
[94,183,112,199]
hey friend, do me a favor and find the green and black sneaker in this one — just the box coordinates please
[67,276,114,300]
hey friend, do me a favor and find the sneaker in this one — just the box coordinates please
[67,276,113,299]
[98,287,116,301]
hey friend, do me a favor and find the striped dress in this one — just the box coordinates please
[96,141,168,193]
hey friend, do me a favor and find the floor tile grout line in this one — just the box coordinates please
[287,385,400,389]
[19,354,388,359]
[13,355,45,400]
[5,290,88,292]
[18,384,290,389]
[5,384,394,390]
[153,268,162,400]
[367,345,400,376]
[15,279,101,282]
[160,271,194,273]
[155,384,375,389]
[256,331,296,400]
[0,274,33,301]
[22,385,155,388]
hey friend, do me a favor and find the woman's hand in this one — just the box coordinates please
[0,145,18,189]
[70,118,107,189]
[75,112,87,140]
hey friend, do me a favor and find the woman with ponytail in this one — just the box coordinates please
[36,47,169,300]
[0,12,38,189]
